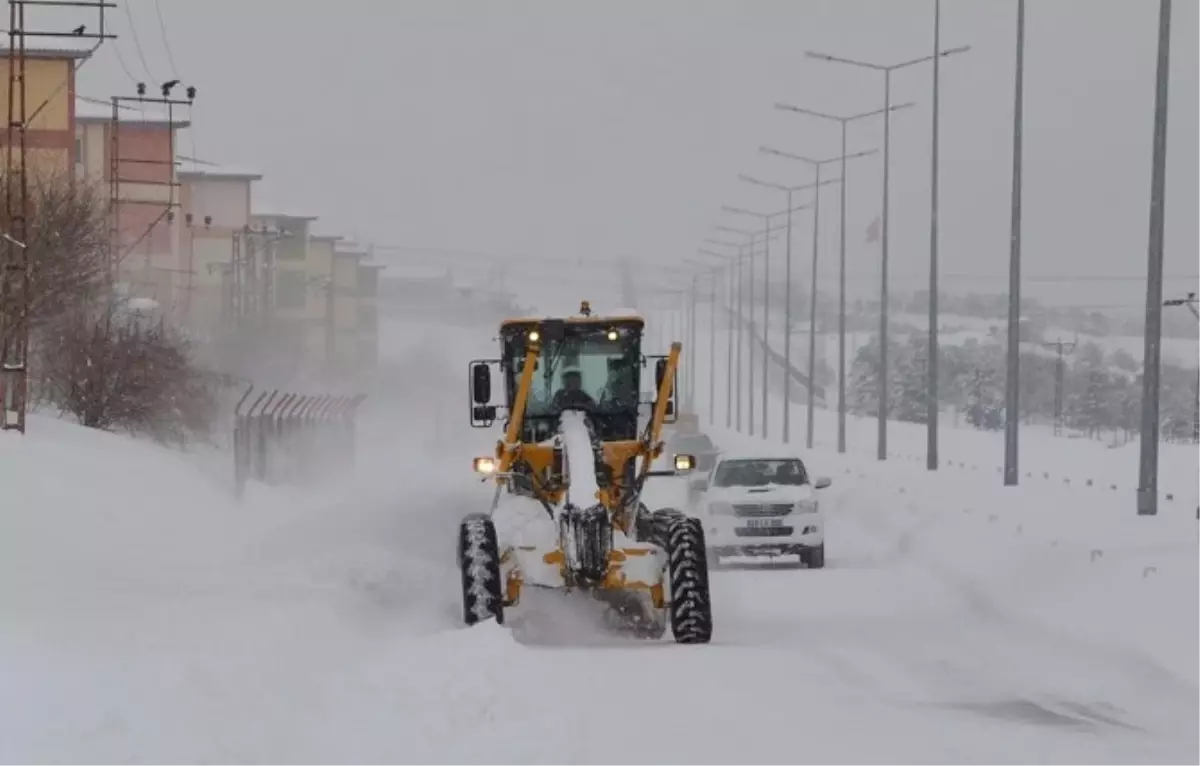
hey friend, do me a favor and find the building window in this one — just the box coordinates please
[275,269,307,309]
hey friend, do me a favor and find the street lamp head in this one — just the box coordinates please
[759,145,811,164]
[738,173,790,192]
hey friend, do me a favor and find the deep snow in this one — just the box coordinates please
[0,311,1195,763]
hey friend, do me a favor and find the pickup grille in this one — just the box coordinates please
[735,526,795,537]
[733,503,794,518]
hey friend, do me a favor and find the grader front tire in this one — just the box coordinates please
[458,513,505,627]
[664,516,713,645]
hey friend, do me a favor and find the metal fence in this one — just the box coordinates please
[233,385,367,497]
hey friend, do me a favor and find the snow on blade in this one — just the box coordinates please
[559,410,599,509]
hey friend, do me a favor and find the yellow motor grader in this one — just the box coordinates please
[458,300,712,644]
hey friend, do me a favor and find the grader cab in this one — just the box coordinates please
[456,301,713,644]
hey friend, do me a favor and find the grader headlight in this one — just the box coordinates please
[528,330,541,342]
[473,456,498,474]
[673,453,696,473]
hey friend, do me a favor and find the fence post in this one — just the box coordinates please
[285,395,308,485]
[268,394,287,486]
[233,385,256,499]
[255,390,280,484]
[347,394,367,474]
[302,394,327,483]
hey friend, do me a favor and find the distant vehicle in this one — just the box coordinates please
[692,452,830,568]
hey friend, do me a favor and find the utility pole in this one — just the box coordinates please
[1161,294,1199,447]
[109,82,196,286]
[774,100,915,454]
[1042,339,1076,436]
[1137,0,1172,517]
[1,0,115,433]
[1004,0,1026,487]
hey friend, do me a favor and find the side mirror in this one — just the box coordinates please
[471,363,491,404]
[814,476,832,490]
[673,453,695,474]
[688,477,708,493]
[655,358,667,389]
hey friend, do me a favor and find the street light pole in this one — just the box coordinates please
[705,232,777,433]
[698,246,738,430]
[723,207,810,440]
[774,100,915,454]
[1004,0,1026,487]
[928,0,943,471]
[758,149,874,450]
[807,43,970,462]
[683,258,721,424]
[1137,0,1173,517]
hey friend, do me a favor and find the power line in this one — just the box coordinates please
[120,0,157,87]
[111,32,140,84]
[151,0,178,78]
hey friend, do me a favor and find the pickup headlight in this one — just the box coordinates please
[795,499,818,513]
[707,501,734,515]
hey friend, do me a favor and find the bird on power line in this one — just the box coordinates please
[71,24,86,36]
[161,79,180,97]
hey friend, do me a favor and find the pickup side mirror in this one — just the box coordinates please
[813,476,832,490]
[688,477,708,493]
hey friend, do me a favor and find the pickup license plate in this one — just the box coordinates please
[745,518,783,529]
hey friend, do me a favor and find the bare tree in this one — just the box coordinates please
[0,170,111,349]
[33,302,218,444]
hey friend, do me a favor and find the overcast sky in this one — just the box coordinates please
[43,0,1200,307]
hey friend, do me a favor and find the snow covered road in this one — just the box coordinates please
[0,317,1195,763]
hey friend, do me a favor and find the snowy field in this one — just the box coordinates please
[0,310,1196,763]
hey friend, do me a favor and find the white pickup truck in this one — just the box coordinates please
[690,451,831,568]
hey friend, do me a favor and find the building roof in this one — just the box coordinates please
[176,156,262,181]
[75,95,191,127]
[253,211,319,222]
[0,44,92,61]
[335,240,369,255]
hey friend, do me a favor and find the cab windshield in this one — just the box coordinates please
[711,458,809,488]
[502,321,642,441]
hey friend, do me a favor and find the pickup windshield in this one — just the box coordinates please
[711,458,809,488]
